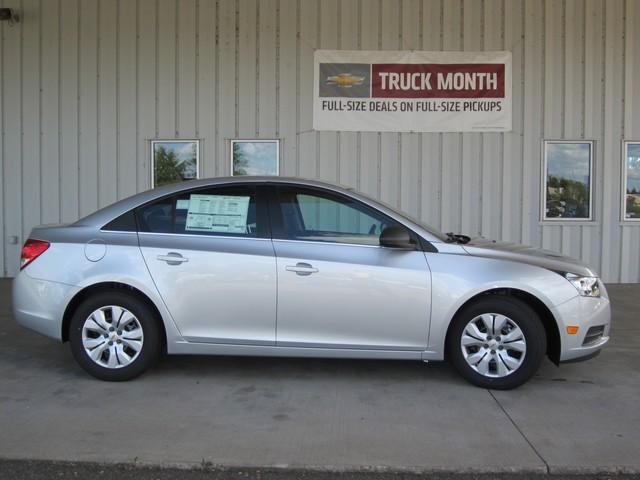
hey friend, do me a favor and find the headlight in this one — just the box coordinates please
[564,273,601,297]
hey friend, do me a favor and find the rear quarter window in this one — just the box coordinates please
[101,210,138,232]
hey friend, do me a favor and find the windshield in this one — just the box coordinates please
[351,189,449,242]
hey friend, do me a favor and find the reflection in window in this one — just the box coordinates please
[543,141,593,220]
[277,187,396,246]
[151,140,199,188]
[624,142,640,220]
[231,139,279,176]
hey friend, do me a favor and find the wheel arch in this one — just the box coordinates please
[61,281,167,353]
[444,288,561,365]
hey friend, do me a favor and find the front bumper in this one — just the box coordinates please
[12,271,80,341]
[552,293,611,362]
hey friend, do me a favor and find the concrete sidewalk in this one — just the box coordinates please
[0,279,638,474]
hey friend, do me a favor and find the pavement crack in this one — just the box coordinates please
[488,389,550,474]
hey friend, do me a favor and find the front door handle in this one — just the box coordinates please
[285,262,318,276]
[157,252,189,265]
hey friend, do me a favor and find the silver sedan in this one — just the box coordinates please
[12,177,610,389]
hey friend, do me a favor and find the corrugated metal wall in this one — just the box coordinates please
[1,0,639,281]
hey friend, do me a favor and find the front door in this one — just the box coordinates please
[271,185,431,351]
[137,184,276,345]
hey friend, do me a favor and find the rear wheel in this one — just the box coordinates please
[446,296,546,390]
[69,291,162,381]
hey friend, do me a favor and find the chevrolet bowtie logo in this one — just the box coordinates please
[326,73,366,88]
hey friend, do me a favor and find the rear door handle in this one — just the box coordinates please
[285,262,318,276]
[157,252,189,265]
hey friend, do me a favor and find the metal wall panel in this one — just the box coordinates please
[1,0,23,276]
[0,0,638,281]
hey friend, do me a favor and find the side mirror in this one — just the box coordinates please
[379,225,417,250]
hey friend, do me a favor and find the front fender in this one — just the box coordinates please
[423,251,577,359]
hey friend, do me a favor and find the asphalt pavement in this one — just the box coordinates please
[0,279,638,475]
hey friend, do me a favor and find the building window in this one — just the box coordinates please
[623,141,640,221]
[151,140,200,188]
[231,139,279,176]
[542,140,594,221]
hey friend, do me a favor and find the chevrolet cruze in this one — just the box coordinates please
[12,177,610,389]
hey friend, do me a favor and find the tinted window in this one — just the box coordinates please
[137,185,259,238]
[276,187,397,245]
[102,210,137,232]
[136,197,174,233]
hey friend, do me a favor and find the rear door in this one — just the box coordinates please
[137,184,276,345]
[270,185,431,351]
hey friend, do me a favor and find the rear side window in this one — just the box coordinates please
[136,185,260,238]
[137,197,173,233]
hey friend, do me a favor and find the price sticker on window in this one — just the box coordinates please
[185,194,250,233]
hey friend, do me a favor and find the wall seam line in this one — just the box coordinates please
[234,0,239,138]
[135,0,140,190]
[175,0,180,137]
[58,0,62,221]
[275,0,280,138]
[295,0,300,176]
[315,0,321,180]
[116,0,120,199]
[38,0,43,223]
[77,0,82,216]
[255,0,260,137]
[19,0,24,244]
[195,0,200,139]
[0,0,4,275]
[97,0,101,207]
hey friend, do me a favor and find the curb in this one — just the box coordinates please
[2,457,640,476]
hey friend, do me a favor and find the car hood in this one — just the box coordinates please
[461,237,598,277]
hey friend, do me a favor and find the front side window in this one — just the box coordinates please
[542,141,593,221]
[276,187,397,246]
[137,185,258,238]
[623,142,640,221]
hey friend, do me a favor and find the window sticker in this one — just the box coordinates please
[185,194,250,233]
[176,199,190,210]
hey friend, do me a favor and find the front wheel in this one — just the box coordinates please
[446,296,547,390]
[69,291,162,381]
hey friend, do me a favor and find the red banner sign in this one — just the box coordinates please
[371,63,505,98]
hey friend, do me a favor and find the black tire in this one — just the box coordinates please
[69,291,162,381]
[446,296,546,390]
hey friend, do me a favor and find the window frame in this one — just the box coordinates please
[150,139,201,188]
[230,139,280,176]
[134,183,271,239]
[622,140,640,222]
[268,184,420,248]
[540,139,595,222]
